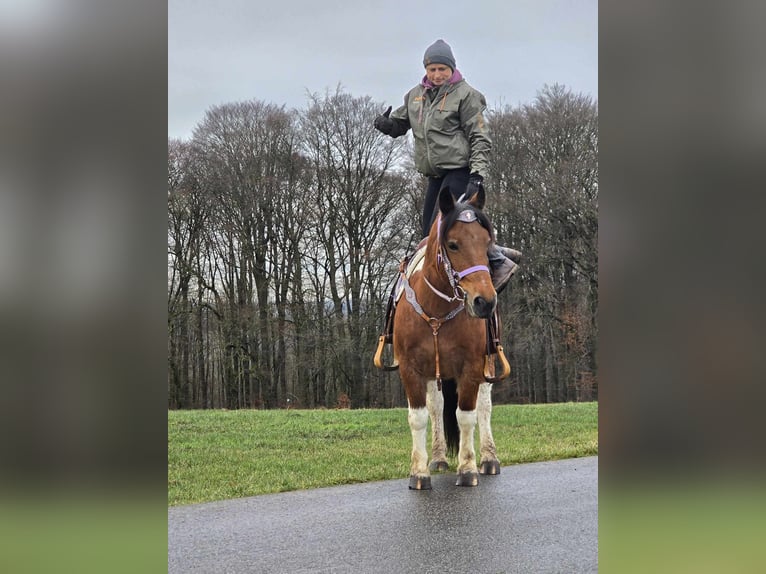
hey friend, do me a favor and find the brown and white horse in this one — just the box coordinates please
[394,186,501,489]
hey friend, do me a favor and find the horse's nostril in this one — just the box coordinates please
[473,296,496,318]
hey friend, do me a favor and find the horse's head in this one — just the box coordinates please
[436,186,497,319]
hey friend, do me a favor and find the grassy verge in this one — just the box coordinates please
[168,402,598,506]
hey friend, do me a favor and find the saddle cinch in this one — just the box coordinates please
[373,245,511,384]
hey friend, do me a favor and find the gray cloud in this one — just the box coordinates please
[169,0,597,139]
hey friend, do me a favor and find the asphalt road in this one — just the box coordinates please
[169,456,597,573]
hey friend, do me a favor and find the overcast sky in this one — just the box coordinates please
[169,0,597,140]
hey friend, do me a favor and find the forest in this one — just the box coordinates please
[168,84,598,409]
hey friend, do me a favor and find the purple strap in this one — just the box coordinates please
[456,264,490,279]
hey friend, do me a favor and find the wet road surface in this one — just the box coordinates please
[169,456,597,573]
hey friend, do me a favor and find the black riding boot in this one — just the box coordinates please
[488,245,521,293]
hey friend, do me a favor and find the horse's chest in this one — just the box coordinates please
[398,320,484,375]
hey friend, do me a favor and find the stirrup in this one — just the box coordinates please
[373,335,399,371]
[484,309,510,382]
[483,345,510,383]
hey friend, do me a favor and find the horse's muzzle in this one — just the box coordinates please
[467,295,497,319]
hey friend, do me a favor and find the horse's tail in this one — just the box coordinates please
[441,378,460,457]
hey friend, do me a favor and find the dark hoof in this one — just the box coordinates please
[409,475,432,490]
[429,460,449,473]
[479,460,501,475]
[455,471,479,487]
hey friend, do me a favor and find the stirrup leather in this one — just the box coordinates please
[374,267,401,371]
[374,247,428,372]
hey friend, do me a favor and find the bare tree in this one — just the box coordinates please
[168,138,215,408]
[300,86,408,406]
[488,84,598,403]
[191,100,301,407]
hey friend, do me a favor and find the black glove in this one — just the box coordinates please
[465,173,484,199]
[374,106,394,135]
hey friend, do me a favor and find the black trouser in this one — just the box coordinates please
[422,168,471,237]
[422,168,508,274]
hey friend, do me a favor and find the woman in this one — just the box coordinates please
[373,39,520,292]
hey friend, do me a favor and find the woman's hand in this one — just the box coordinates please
[373,106,394,134]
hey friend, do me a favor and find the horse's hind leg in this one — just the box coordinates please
[407,402,432,490]
[477,382,501,475]
[426,380,449,472]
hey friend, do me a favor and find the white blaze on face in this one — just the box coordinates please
[408,406,429,476]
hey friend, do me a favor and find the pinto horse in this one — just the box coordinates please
[394,186,502,489]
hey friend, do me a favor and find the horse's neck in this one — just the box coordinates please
[422,237,442,281]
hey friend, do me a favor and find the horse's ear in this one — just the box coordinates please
[439,186,455,216]
[468,184,486,210]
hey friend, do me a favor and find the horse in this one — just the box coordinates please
[393,185,503,489]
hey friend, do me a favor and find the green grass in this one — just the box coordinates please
[168,402,598,506]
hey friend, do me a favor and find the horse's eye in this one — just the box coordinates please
[447,241,459,252]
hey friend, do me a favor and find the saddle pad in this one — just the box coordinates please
[394,244,427,303]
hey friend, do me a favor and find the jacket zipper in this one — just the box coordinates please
[422,85,451,175]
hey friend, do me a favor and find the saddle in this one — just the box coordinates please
[373,244,511,383]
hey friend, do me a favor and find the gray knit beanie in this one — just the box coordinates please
[423,39,456,70]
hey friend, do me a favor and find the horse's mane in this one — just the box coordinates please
[437,199,494,245]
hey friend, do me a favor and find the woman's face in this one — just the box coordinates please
[425,64,453,86]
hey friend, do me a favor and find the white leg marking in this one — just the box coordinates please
[477,382,498,462]
[455,408,478,474]
[426,380,446,462]
[408,406,429,476]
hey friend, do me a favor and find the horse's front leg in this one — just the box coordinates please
[455,401,480,487]
[407,401,431,490]
[426,380,449,472]
[477,382,501,475]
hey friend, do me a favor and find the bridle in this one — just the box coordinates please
[424,251,489,303]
